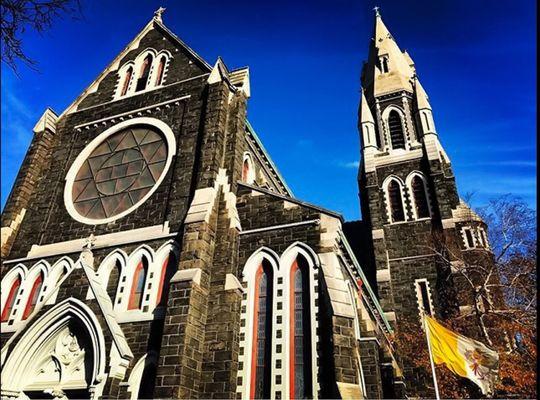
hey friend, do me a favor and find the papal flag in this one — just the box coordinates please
[425,315,499,395]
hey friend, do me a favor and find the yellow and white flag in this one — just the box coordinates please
[425,316,499,395]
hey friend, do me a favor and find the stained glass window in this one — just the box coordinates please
[290,257,312,399]
[71,126,168,221]
[23,273,44,320]
[411,176,430,218]
[156,254,176,306]
[1,277,21,322]
[129,259,148,310]
[388,110,405,150]
[251,261,273,399]
[155,56,166,86]
[388,180,405,222]
[136,55,153,92]
[121,66,133,96]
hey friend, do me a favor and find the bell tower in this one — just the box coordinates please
[358,9,462,328]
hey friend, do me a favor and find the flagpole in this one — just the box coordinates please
[423,313,441,400]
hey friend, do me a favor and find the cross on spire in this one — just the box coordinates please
[373,6,381,17]
[153,7,166,22]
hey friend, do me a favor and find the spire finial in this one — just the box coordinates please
[373,6,380,17]
[153,6,166,22]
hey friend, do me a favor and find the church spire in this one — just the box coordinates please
[362,8,415,97]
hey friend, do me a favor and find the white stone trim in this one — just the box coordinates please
[384,311,396,321]
[381,175,408,223]
[170,268,202,285]
[414,278,434,322]
[441,218,456,229]
[64,117,176,225]
[114,48,173,100]
[242,152,256,184]
[371,229,384,240]
[405,171,433,219]
[1,298,108,399]
[376,268,391,283]
[381,105,410,152]
[127,351,158,399]
[239,220,320,236]
[237,247,280,400]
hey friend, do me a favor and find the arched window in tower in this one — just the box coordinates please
[388,180,405,222]
[136,55,153,92]
[121,66,133,96]
[1,277,21,322]
[388,110,406,150]
[250,260,273,399]
[128,257,149,310]
[411,175,430,218]
[22,272,44,320]
[155,56,166,86]
[156,254,176,306]
[289,256,312,400]
[242,159,250,183]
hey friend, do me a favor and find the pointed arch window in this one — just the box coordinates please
[22,272,44,320]
[128,258,148,310]
[156,254,176,306]
[388,180,405,222]
[388,110,406,150]
[136,55,153,92]
[107,260,122,300]
[121,66,133,96]
[290,256,312,400]
[242,159,250,183]
[251,260,273,399]
[155,56,166,86]
[411,175,430,218]
[1,277,21,322]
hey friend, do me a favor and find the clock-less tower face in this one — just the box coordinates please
[64,118,176,224]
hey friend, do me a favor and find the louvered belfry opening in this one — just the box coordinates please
[411,176,430,218]
[388,180,405,222]
[388,110,406,149]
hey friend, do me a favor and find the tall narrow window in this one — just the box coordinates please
[290,256,312,400]
[1,277,21,322]
[156,254,176,306]
[242,159,250,183]
[136,55,153,92]
[415,279,433,316]
[22,273,44,320]
[121,66,133,96]
[411,176,430,218]
[464,228,475,248]
[129,258,148,310]
[388,110,405,150]
[251,261,273,399]
[388,180,405,222]
[155,56,166,86]
[107,260,122,300]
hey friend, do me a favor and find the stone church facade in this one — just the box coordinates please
[1,9,493,400]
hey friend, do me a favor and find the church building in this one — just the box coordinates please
[1,8,493,400]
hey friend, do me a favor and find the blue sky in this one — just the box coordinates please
[1,0,536,220]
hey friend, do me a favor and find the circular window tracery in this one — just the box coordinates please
[65,119,175,224]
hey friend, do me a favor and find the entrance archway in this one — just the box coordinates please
[1,298,106,399]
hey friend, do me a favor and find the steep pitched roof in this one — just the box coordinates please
[59,16,212,118]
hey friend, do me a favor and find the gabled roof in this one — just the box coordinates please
[59,16,212,118]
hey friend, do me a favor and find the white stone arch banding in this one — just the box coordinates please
[405,171,433,219]
[46,256,76,305]
[242,152,256,184]
[381,175,408,223]
[381,105,410,151]
[280,242,320,399]
[1,298,107,400]
[238,246,280,400]
[148,240,180,308]
[95,249,128,301]
[115,244,155,314]
[127,351,158,400]
[1,264,27,311]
